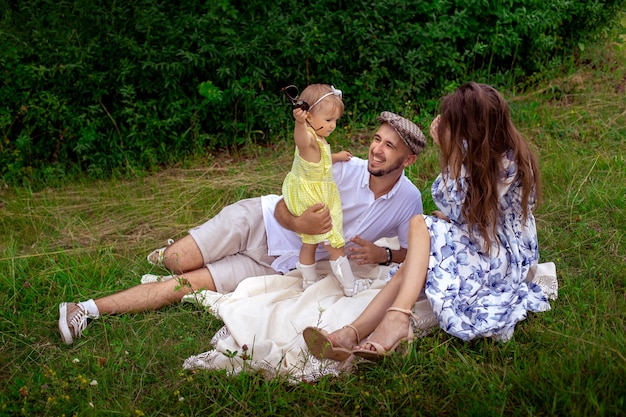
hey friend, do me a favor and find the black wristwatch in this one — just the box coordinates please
[380,246,392,266]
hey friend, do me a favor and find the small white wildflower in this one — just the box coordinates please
[90,380,98,386]
[178,397,185,402]
[72,358,80,363]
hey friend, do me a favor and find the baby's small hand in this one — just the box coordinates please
[335,150,352,161]
[293,108,308,123]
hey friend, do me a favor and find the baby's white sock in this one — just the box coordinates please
[297,262,319,290]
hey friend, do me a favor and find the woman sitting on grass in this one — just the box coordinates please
[304,82,554,361]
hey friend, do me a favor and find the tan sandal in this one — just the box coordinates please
[352,307,417,361]
[303,324,360,362]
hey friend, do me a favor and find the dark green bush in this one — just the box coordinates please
[1,0,624,183]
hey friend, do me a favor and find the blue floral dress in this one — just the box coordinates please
[423,150,551,342]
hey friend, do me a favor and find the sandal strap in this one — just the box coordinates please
[343,324,361,345]
[386,306,420,339]
[386,306,413,316]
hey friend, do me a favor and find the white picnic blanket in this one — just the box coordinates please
[180,261,431,382]
[180,257,556,383]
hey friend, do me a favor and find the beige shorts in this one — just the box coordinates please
[189,198,279,293]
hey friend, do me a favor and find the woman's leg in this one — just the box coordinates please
[353,215,431,351]
[328,275,403,348]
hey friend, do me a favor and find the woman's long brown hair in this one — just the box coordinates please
[436,82,541,252]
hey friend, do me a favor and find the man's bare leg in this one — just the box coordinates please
[59,266,217,344]
[95,267,217,314]
[154,235,206,274]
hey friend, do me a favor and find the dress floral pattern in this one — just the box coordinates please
[423,150,551,342]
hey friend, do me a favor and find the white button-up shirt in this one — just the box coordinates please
[262,157,423,273]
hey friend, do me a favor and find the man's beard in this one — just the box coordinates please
[368,157,403,177]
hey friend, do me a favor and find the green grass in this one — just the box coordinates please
[1,36,626,417]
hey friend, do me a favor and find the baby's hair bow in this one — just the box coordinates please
[330,85,342,97]
[310,85,343,110]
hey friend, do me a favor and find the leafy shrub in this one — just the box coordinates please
[1,0,624,183]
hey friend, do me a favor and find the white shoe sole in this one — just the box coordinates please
[58,302,73,345]
[141,274,176,284]
[146,239,175,265]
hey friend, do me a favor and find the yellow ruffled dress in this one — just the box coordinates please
[282,134,344,248]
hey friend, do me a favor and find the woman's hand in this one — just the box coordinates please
[432,210,450,222]
[430,114,441,145]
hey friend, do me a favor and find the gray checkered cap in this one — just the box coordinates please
[376,111,426,156]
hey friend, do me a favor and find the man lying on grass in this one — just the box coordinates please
[58,112,427,345]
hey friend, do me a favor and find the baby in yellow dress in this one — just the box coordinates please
[281,83,356,296]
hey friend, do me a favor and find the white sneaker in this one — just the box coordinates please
[140,274,176,284]
[147,239,174,266]
[58,302,94,345]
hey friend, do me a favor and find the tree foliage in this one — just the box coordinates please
[1,0,624,182]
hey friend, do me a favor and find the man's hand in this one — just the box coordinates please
[348,235,387,265]
[298,203,332,235]
[348,235,408,265]
[274,199,332,235]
